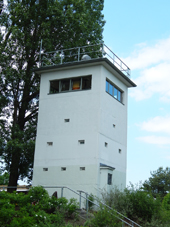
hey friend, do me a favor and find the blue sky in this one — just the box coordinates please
[103,0,170,186]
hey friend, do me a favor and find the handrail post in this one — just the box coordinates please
[86,193,88,217]
[79,191,82,209]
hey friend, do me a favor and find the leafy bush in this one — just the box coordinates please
[84,205,121,227]
[162,192,170,210]
[0,186,78,226]
[101,184,162,224]
[87,193,95,210]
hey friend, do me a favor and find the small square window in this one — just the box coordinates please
[113,124,116,128]
[105,142,108,147]
[79,140,85,144]
[119,149,122,154]
[43,168,48,171]
[80,167,85,171]
[108,173,112,185]
[47,142,53,146]
[61,167,66,171]
[64,119,70,122]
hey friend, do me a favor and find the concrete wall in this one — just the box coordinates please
[33,62,128,200]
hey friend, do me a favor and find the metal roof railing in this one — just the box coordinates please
[39,43,131,78]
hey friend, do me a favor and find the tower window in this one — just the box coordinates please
[47,142,53,146]
[105,142,108,147]
[49,75,91,94]
[61,167,66,171]
[108,173,112,185]
[119,149,122,154]
[80,167,85,171]
[64,119,70,122]
[43,168,48,171]
[106,79,123,103]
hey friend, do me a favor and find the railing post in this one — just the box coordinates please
[79,191,82,209]
[78,47,80,61]
[102,43,105,57]
[60,50,64,64]
[39,39,42,67]
[86,193,88,217]
[112,54,115,64]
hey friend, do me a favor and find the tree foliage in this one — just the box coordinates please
[0,0,105,191]
[0,170,9,185]
[143,167,170,199]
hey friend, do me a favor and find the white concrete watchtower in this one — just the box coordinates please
[32,44,136,198]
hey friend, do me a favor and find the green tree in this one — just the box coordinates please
[0,0,105,192]
[0,170,9,184]
[143,167,170,199]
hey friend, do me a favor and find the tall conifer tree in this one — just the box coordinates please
[0,0,105,192]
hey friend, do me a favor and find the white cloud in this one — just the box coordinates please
[137,136,170,145]
[139,116,170,134]
[137,116,170,145]
[125,38,170,70]
[124,37,170,102]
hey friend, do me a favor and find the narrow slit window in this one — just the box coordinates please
[64,119,70,122]
[80,167,85,171]
[79,140,85,144]
[61,167,66,171]
[47,142,53,146]
[43,168,48,171]
[105,142,108,147]
[113,124,116,128]
[119,149,122,154]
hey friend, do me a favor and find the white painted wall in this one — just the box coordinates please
[33,61,129,200]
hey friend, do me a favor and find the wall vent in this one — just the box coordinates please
[78,140,85,144]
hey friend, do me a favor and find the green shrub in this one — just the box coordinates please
[28,186,49,203]
[84,205,121,227]
[87,193,95,210]
[162,192,170,211]
[0,200,15,226]
[102,184,161,223]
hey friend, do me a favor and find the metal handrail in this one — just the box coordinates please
[39,42,131,78]
[79,190,141,227]
[41,186,141,227]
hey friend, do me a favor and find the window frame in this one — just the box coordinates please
[49,75,92,94]
[106,79,123,103]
